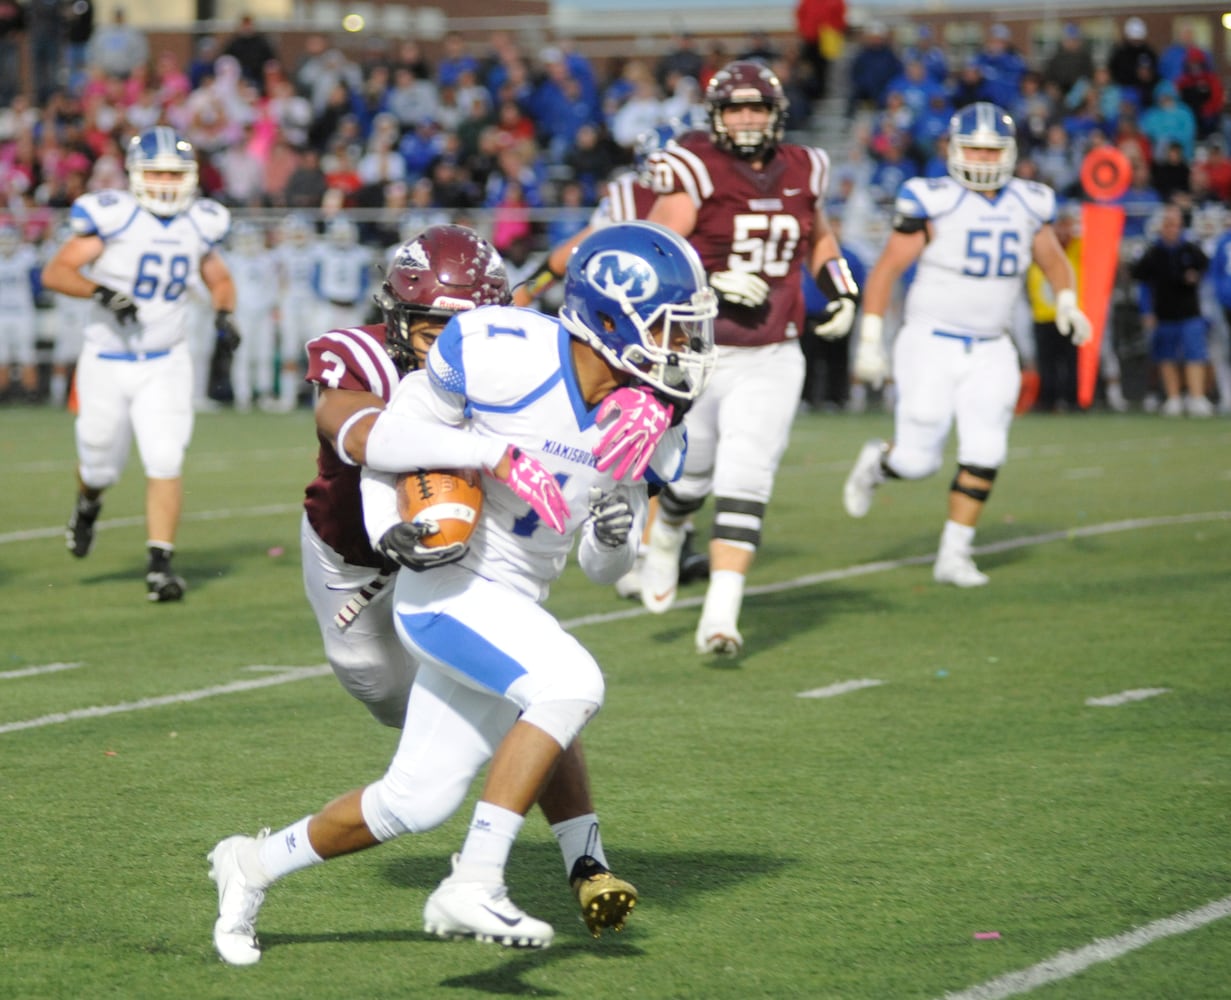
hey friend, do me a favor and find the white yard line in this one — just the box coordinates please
[0,661,83,680]
[2,511,1227,737]
[939,895,1231,1000]
[0,666,331,735]
[797,679,885,699]
[0,503,302,545]
[1085,688,1171,707]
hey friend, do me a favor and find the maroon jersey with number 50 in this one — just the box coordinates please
[302,323,402,568]
[647,130,830,347]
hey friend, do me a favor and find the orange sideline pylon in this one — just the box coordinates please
[1077,146,1131,408]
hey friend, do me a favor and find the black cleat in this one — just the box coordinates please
[146,570,187,602]
[66,497,102,558]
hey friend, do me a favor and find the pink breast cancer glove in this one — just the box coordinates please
[592,386,674,482]
[491,445,571,534]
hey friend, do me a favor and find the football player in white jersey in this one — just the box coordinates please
[843,103,1092,586]
[271,213,322,412]
[315,215,373,333]
[223,220,279,410]
[41,126,237,602]
[42,222,95,408]
[206,221,717,963]
[0,224,43,402]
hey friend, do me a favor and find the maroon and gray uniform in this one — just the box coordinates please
[303,323,402,568]
[645,132,832,540]
[648,131,829,347]
[301,322,414,728]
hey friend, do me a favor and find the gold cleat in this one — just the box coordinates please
[570,857,638,937]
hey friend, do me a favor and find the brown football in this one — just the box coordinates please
[395,468,484,548]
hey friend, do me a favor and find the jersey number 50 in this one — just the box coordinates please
[728,213,801,278]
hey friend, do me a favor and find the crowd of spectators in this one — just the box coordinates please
[840,15,1231,238]
[1,9,1230,411]
[0,13,800,253]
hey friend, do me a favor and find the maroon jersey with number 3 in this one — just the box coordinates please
[302,324,403,568]
[648,130,830,347]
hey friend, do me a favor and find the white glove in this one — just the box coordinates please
[813,297,857,339]
[853,315,889,389]
[709,270,770,307]
[1055,289,1092,346]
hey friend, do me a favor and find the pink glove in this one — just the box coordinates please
[493,445,571,534]
[592,386,674,481]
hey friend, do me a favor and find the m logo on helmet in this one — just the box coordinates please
[585,250,659,302]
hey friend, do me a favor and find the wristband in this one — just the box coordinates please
[522,263,561,301]
[816,258,859,300]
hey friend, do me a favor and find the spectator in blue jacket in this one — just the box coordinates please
[1141,80,1197,162]
[847,22,903,119]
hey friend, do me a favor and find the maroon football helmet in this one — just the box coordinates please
[377,224,510,372]
[705,60,788,159]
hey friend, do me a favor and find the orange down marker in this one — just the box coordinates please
[1077,146,1130,409]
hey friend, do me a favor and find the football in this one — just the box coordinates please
[395,468,484,548]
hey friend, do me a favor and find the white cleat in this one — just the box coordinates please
[1185,394,1214,418]
[843,439,888,518]
[695,620,743,656]
[208,830,270,966]
[640,519,685,614]
[423,855,554,949]
[933,551,989,588]
[613,555,643,600]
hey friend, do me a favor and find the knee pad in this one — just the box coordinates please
[950,463,998,502]
[659,486,706,521]
[521,698,602,750]
[884,446,943,480]
[360,759,474,842]
[712,496,766,549]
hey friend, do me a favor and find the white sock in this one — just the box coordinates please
[550,813,607,876]
[940,519,976,555]
[457,802,523,874]
[701,569,745,627]
[255,816,322,886]
[50,373,67,406]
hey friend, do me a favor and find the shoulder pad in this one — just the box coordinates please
[188,199,232,245]
[70,189,139,237]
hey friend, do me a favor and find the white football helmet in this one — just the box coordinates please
[947,102,1017,192]
[126,126,199,216]
[231,220,266,255]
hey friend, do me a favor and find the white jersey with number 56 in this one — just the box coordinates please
[894,175,1055,337]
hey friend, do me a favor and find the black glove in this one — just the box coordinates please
[586,488,635,550]
[376,521,468,572]
[206,310,241,403]
[215,309,241,353]
[92,285,138,325]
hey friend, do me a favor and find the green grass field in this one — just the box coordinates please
[2,404,1229,1000]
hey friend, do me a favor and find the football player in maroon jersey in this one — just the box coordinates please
[297,224,637,942]
[641,60,861,655]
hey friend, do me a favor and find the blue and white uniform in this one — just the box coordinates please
[888,174,1054,474]
[69,188,230,483]
[0,240,40,369]
[357,304,683,839]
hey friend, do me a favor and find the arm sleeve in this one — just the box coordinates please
[360,468,401,549]
[577,486,646,585]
